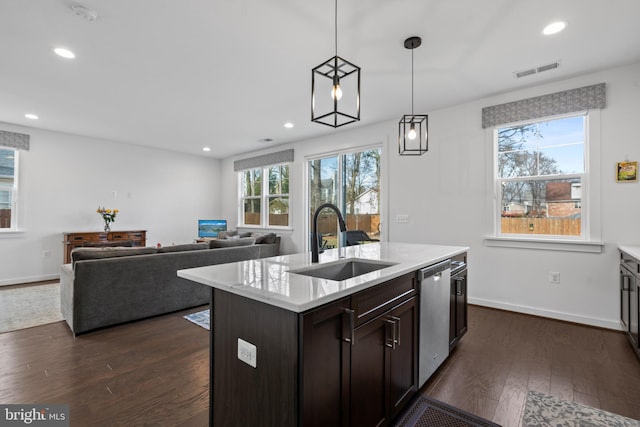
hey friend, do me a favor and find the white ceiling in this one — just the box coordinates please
[1,0,639,159]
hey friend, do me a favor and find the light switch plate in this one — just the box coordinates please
[396,214,410,224]
[238,338,257,368]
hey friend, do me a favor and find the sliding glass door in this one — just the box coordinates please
[307,147,381,249]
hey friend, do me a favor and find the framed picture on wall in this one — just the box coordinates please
[616,161,638,182]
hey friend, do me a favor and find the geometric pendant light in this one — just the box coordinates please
[399,36,428,155]
[311,0,361,128]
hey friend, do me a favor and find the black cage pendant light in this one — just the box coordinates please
[399,36,428,155]
[311,0,361,128]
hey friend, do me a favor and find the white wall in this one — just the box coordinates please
[221,61,640,329]
[0,125,221,285]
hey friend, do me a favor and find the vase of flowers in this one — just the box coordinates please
[97,206,118,232]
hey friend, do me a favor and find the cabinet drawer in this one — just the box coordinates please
[351,273,416,327]
[111,232,144,240]
[67,233,108,242]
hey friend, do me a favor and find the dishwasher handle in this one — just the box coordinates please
[418,259,451,281]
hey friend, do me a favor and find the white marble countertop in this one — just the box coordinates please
[619,245,640,260]
[178,242,468,313]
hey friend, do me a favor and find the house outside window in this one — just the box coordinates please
[496,114,585,238]
[240,164,289,227]
[0,148,17,229]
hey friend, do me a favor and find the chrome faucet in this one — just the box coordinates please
[312,203,347,263]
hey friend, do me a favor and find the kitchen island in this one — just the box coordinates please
[178,242,468,427]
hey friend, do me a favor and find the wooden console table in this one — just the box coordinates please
[62,230,147,264]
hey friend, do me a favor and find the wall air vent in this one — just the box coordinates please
[514,61,560,79]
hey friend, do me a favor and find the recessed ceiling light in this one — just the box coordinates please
[202,147,211,152]
[25,113,39,120]
[54,47,76,59]
[542,21,567,35]
[284,122,294,129]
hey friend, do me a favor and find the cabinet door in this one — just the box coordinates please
[389,297,417,418]
[621,266,631,331]
[351,315,391,427]
[301,297,352,427]
[449,270,468,351]
[631,280,639,348]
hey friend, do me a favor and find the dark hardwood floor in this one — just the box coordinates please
[1,304,638,426]
[424,305,640,426]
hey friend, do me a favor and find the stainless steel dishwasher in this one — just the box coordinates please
[418,259,451,388]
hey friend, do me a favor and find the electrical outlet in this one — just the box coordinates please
[549,272,560,284]
[238,338,257,368]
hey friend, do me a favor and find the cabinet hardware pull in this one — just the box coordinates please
[621,275,631,291]
[383,318,396,348]
[344,309,355,345]
[390,316,401,347]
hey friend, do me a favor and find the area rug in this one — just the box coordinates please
[0,283,63,333]
[522,390,640,427]
[183,309,210,330]
[393,395,500,427]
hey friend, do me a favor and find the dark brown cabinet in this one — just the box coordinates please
[620,250,640,359]
[449,253,468,351]
[301,272,417,427]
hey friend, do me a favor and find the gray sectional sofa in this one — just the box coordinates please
[60,236,280,334]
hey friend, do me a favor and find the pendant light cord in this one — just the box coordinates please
[411,46,414,115]
[334,0,338,57]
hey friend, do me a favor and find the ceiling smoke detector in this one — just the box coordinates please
[514,61,560,79]
[71,4,98,22]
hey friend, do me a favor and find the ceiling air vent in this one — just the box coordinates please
[514,61,560,79]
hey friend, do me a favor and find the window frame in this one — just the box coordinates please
[485,110,603,253]
[238,163,290,229]
[0,148,19,232]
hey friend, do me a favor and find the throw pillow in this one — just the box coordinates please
[218,230,238,239]
[209,237,256,249]
[262,232,277,244]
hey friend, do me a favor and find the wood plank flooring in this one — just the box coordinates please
[1,304,639,426]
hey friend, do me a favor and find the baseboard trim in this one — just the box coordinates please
[468,297,621,331]
[0,274,60,287]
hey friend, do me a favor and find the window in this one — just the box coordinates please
[495,114,585,238]
[240,164,289,227]
[308,147,381,249]
[0,148,17,230]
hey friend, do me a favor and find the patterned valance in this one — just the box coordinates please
[482,83,606,128]
[234,148,294,172]
[0,130,30,150]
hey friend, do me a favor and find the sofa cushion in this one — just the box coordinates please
[157,243,209,253]
[71,246,158,263]
[210,237,256,248]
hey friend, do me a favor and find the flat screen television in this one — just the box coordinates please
[198,219,227,238]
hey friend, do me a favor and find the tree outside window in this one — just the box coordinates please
[497,115,585,237]
[308,148,381,248]
[240,164,289,227]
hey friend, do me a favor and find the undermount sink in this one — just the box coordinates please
[289,258,397,281]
